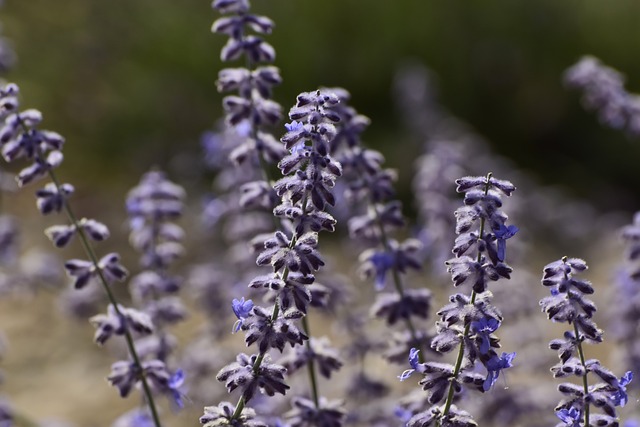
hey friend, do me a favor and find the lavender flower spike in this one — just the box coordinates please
[407,173,517,426]
[540,256,632,427]
[565,56,640,137]
[0,82,164,427]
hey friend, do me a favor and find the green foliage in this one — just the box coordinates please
[3,0,640,207]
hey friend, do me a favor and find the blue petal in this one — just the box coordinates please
[398,368,415,382]
[408,348,420,369]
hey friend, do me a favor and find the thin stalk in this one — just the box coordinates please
[46,167,163,427]
[439,173,491,425]
[371,203,422,361]
[231,195,310,420]
[301,315,320,407]
[230,298,281,420]
[143,213,172,362]
[439,290,477,422]
[573,321,590,426]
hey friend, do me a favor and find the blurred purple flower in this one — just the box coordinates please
[232,297,254,333]
[556,406,580,427]
[483,351,515,391]
[398,348,421,381]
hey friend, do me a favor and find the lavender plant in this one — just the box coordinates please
[126,170,187,365]
[182,0,286,406]
[0,83,174,427]
[190,0,285,341]
[4,2,640,427]
[206,0,284,246]
[541,256,632,426]
[326,88,429,365]
[205,3,351,425]
[200,89,345,426]
[565,56,640,137]
[399,173,517,427]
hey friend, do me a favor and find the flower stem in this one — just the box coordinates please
[46,168,163,427]
[231,194,311,420]
[439,290,477,423]
[301,315,320,407]
[573,321,590,426]
[439,173,491,425]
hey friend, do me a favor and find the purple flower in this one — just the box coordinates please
[168,369,186,409]
[112,409,155,427]
[290,140,307,156]
[369,251,395,290]
[231,297,254,333]
[612,370,633,407]
[131,413,155,427]
[471,317,500,354]
[556,406,580,427]
[394,406,413,424]
[284,120,303,132]
[235,120,251,137]
[483,351,515,391]
[493,223,518,262]
[398,347,420,381]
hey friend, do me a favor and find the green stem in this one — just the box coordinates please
[46,168,163,427]
[301,315,320,407]
[230,278,283,420]
[440,290,477,421]
[573,321,590,426]
[231,195,309,420]
[439,173,492,425]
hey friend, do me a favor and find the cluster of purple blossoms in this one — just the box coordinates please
[185,0,287,399]
[564,56,640,137]
[126,171,186,342]
[541,257,632,427]
[201,88,346,427]
[203,2,345,425]
[204,0,285,258]
[399,174,517,427]
[0,83,169,427]
[325,89,429,367]
[123,171,187,408]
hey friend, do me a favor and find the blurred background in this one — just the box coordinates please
[2,0,640,210]
[1,1,640,426]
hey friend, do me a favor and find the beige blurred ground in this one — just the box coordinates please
[0,291,207,427]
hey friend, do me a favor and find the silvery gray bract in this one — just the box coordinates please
[216,353,289,403]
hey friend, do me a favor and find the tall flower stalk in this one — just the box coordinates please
[565,56,640,137]
[208,1,344,421]
[540,257,632,426]
[201,89,345,426]
[399,174,517,427]
[185,0,286,406]
[0,83,168,427]
[326,89,428,363]
[207,0,283,240]
[126,170,187,365]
